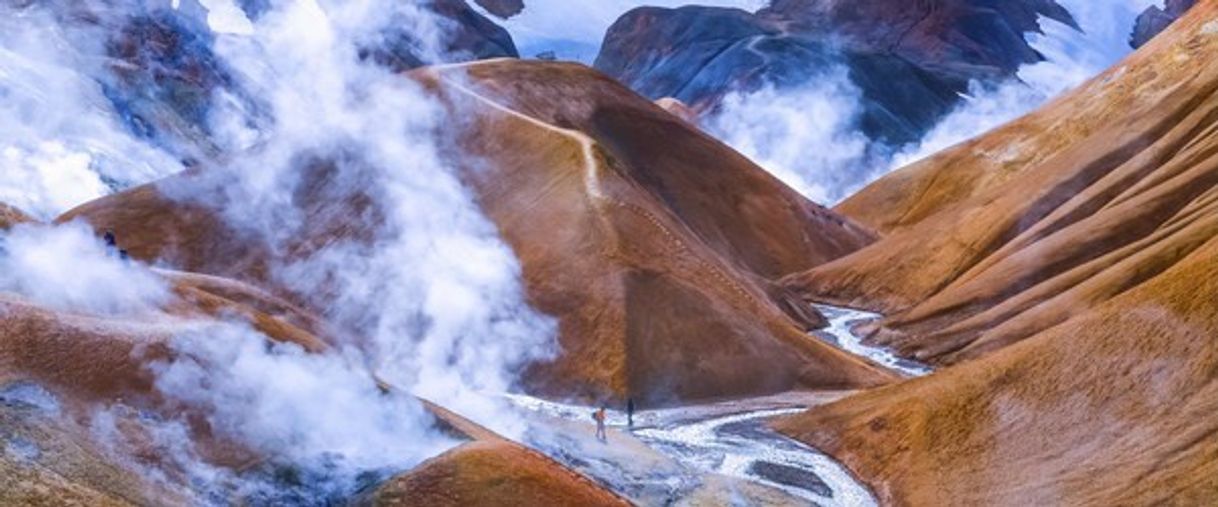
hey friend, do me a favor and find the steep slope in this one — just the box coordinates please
[776,3,1218,505]
[473,0,524,19]
[778,231,1218,506]
[787,0,1218,365]
[594,1,1075,145]
[61,59,894,405]
[0,254,620,504]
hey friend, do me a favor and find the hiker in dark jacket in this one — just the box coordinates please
[627,398,635,429]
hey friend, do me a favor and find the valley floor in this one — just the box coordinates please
[508,305,922,505]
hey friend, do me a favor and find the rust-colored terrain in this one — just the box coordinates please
[63,60,894,406]
[0,243,623,505]
[13,0,1218,504]
[776,2,1218,505]
[7,57,894,504]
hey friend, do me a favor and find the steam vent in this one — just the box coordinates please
[1,0,1215,505]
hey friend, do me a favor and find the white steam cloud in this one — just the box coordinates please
[0,6,185,220]
[153,322,457,474]
[894,0,1157,166]
[0,222,170,316]
[0,222,458,500]
[0,0,557,500]
[704,71,874,204]
[201,0,557,435]
[708,1,1154,204]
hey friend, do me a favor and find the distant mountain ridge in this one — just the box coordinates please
[594,0,1077,146]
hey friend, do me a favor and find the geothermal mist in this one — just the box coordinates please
[704,73,873,204]
[893,0,1159,166]
[707,0,1157,205]
[0,222,170,316]
[0,6,185,219]
[0,0,556,501]
[197,0,557,434]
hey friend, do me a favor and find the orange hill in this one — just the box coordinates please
[63,59,895,405]
[776,2,1218,505]
[364,440,629,507]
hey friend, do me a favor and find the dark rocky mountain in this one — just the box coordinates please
[358,0,520,71]
[1131,0,1197,48]
[594,0,1077,146]
[473,0,525,19]
[235,0,518,66]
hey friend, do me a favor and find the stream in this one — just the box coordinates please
[507,304,929,505]
[811,305,932,377]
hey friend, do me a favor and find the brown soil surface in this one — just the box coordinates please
[62,60,894,405]
[776,3,1218,505]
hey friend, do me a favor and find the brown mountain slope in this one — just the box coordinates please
[776,229,1218,506]
[0,278,327,503]
[0,265,622,504]
[774,3,1218,506]
[786,0,1218,365]
[62,60,894,405]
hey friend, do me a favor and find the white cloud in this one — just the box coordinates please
[0,222,170,316]
[705,72,874,204]
[0,6,184,219]
[894,0,1156,167]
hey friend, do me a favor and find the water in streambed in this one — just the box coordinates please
[507,395,877,506]
[813,305,932,377]
[506,304,931,505]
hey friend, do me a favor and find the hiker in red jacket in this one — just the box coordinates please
[593,406,607,443]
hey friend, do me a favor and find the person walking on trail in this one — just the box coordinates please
[626,398,635,429]
[103,230,117,249]
[593,406,607,443]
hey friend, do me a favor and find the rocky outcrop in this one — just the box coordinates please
[594,0,1076,146]
[654,97,698,125]
[61,60,895,405]
[473,0,525,19]
[776,4,1218,505]
[376,0,520,70]
[1131,0,1197,48]
[0,203,33,229]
